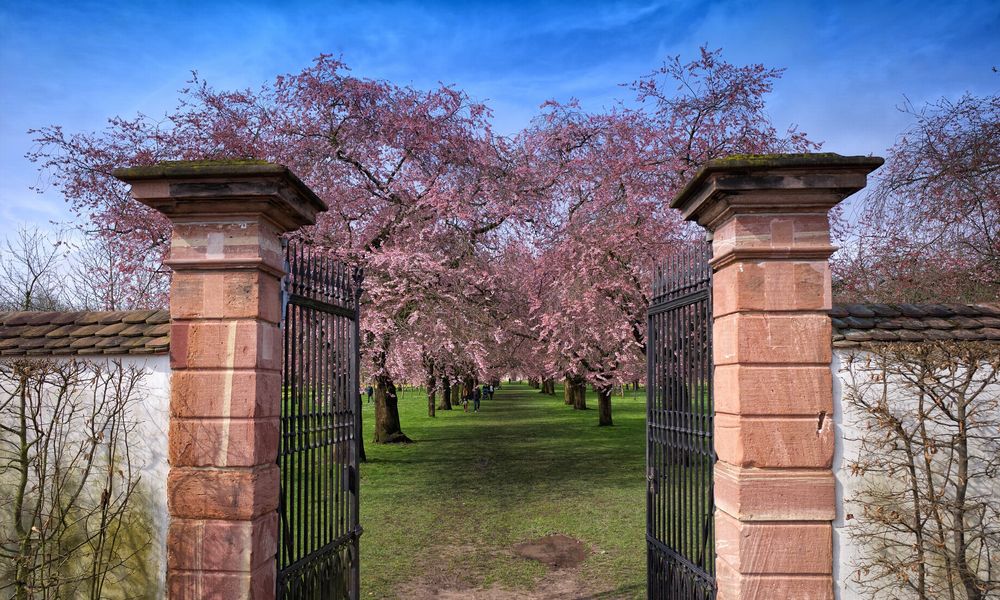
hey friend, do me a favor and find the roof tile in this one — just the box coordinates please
[0,325,26,339]
[981,327,1000,341]
[866,329,899,341]
[123,310,158,324]
[895,330,925,342]
[898,304,929,317]
[70,336,101,349]
[21,324,58,338]
[76,313,104,325]
[923,318,955,329]
[951,329,986,341]
[98,311,132,325]
[922,304,953,317]
[147,311,169,324]
[4,312,45,326]
[145,324,170,337]
[119,323,150,337]
[829,306,849,318]
[95,322,129,337]
[942,303,984,316]
[843,316,875,329]
[95,336,127,349]
[977,316,1000,328]
[868,304,901,317]
[923,329,954,341]
[843,304,876,318]
[45,324,79,338]
[950,316,984,329]
[69,325,103,337]
[122,336,154,348]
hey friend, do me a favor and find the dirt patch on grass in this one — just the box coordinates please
[512,534,589,569]
[397,568,620,599]
[395,535,630,599]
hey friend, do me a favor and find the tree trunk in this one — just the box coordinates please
[573,382,587,410]
[953,390,982,600]
[374,374,410,443]
[427,375,437,417]
[426,366,436,418]
[544,378,555,394]
[438,375,452,410]
[597,387,613,426]
[564,376,586,409]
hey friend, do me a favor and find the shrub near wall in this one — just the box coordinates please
[0,358,164,599]
[836,342,999,600]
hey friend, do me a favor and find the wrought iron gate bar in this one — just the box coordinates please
[646,243,716,600]
[278,242,362,600]
[286,293,359,319]
[647,288,709,315]
[646,536,716,586]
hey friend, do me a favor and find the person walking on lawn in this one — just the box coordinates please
[473,385,482,412]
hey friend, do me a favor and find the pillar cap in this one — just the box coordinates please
[670,153,884,231]
[114,160,328,232]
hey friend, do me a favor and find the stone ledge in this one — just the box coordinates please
[115,160,327,231]
[670,153,883,230]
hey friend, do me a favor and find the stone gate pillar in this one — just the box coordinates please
[115,161,326,599]
[671,154,882,599]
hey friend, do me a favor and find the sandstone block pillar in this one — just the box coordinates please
[671,154,882,600]
[115,161,326,599]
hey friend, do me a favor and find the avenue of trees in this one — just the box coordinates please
[19,49,999,442]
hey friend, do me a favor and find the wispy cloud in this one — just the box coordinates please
[1,0,997,239]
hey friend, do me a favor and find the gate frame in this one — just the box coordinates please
[646,243,717,599]
[117,161,328,600]
[276,242,363,599]
[669,154,882,599]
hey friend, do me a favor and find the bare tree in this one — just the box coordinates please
[0,227,67,311]
[64,233,165,311]
[842,342,1000,599]
[834,93,1000,303]
[0,359,157,599]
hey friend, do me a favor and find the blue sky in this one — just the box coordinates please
[1,0,998,241]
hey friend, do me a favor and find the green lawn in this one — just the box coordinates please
[358,382,648,598]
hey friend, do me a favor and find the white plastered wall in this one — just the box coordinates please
[4,354,171,596]
[831,349,860,600]
[832,346,1000,599]
[124,353,171,596]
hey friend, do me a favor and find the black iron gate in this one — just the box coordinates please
[646,243,716,599]
[278,242,363,599]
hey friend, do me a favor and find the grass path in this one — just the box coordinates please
[359,382,646,599]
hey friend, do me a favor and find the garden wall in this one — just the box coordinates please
[830,304,1000,599]
[0,310,171,598]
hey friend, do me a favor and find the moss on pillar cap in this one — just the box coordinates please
[113,159,328,231]
[670,152,884,230]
